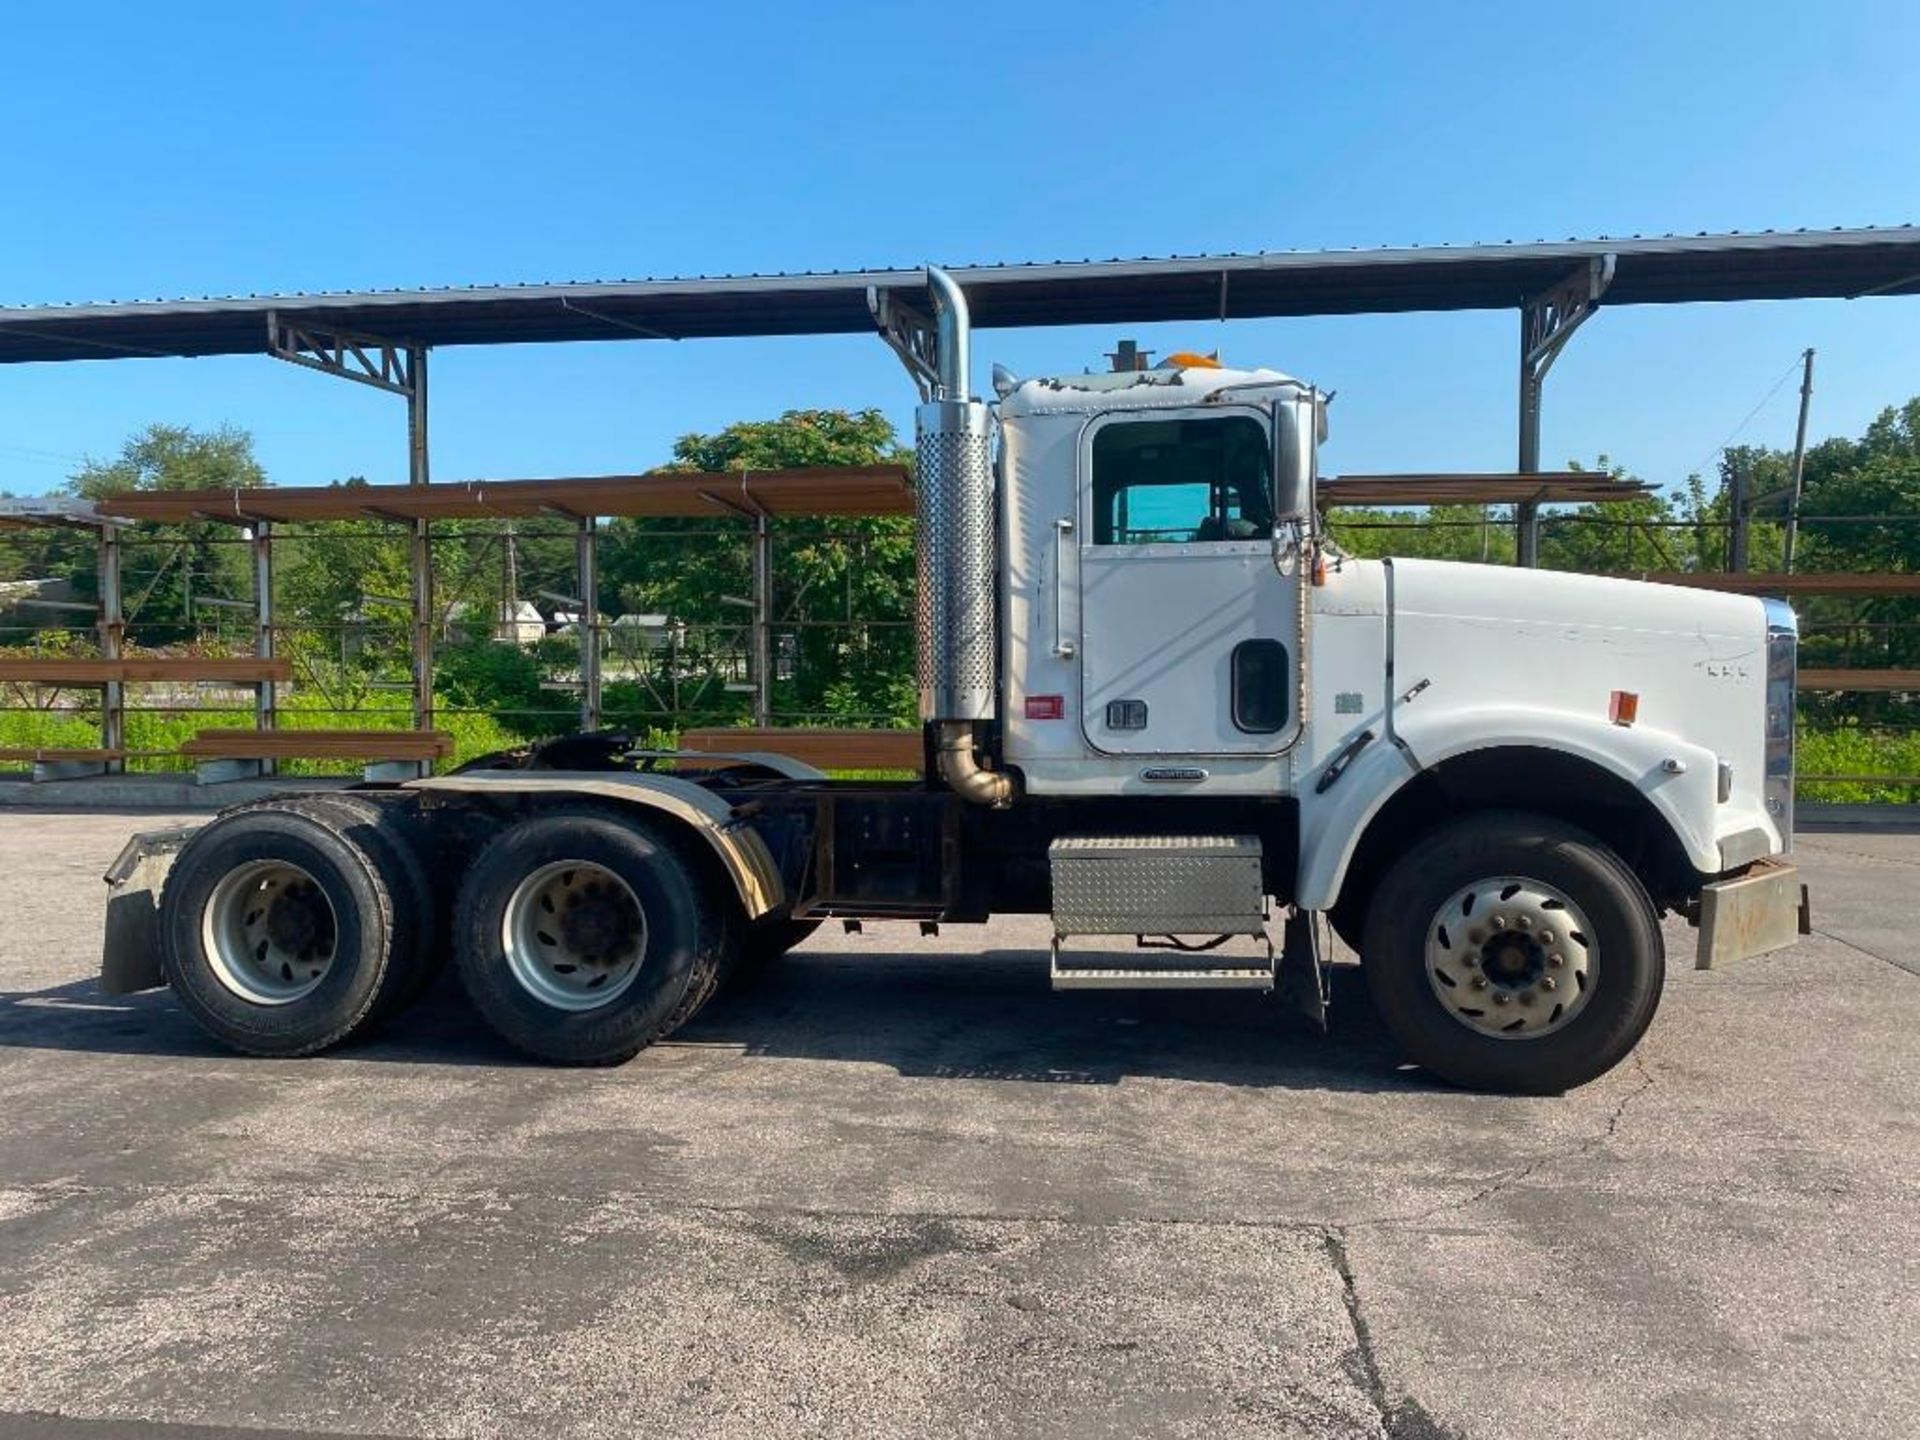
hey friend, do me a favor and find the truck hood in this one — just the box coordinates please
[1386,558,1763,646]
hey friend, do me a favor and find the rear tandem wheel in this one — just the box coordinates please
[451,807,736,1065]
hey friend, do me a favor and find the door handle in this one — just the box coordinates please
[1053,518,1076,659]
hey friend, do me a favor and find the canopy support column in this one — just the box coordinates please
[576,517,601,733]
[267,314,435,769]
[751,512,773,727]
[406,344,433,752]
[252,521,277,775]
[1517,255,1614,566]
[97,525,124,774]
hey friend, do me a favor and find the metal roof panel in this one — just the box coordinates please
[1,227,1915,364]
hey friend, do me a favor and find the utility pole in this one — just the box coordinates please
[502,521,519,639]
[1782,348,1816,573]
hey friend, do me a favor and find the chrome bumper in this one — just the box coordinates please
[1695,859,1810,970]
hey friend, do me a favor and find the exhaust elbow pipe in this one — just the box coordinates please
[936,720,1013,808]
[927,265,970,402]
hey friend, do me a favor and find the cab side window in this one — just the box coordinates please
[1090,415,1273,545]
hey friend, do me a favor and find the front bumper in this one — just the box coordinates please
[1695,859,1810,970]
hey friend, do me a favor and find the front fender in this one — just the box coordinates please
[1296,705,1723,911]
[408,771,784,919]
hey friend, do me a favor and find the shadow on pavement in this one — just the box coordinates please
[0,948,1426,1093]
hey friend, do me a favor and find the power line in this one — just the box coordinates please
[1689,353,1806,479]
[0,442,84,468]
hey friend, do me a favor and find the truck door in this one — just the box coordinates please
[1076,406,1302,759]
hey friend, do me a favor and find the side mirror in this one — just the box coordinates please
[1272,392,1316,521]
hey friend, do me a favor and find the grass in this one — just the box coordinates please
[0,692,520,774]
[1795,726,1920,804]
[2,701,1914,801]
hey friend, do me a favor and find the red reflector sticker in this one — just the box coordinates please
[1610,690,1639,726]
[1025,695,1066,720]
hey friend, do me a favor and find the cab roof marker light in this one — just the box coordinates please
[1610,690,1639,727]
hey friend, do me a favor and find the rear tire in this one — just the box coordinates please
[160,806,400,1057]
[232,791,443,1015]
[452,808,724,1065]
[1360,811,1665,1094]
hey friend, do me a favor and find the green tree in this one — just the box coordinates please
[599,409,916,727]
[1326,502,1517,564]
[64,423,263,645]
[273,483,579,732]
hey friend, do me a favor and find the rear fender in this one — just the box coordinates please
[408,770,784,919]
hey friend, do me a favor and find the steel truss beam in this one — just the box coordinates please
[869,287,939,401]
[266,313,419,396]
[267,314,436,766]
[1516,255,1615,566]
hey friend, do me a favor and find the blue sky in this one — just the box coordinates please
[2,1,1916,495]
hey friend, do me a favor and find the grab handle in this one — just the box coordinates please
[1053,518,1076,659]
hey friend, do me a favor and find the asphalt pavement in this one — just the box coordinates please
[0,811,1914,1439]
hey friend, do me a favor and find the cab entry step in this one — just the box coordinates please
[1048,835,1273,991]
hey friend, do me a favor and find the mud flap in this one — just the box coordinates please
[1276,907,1329,1032]
[100,827,198,995]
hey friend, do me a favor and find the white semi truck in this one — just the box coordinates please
[100,268,1807,1092]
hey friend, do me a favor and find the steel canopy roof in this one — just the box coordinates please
[2,227,1916,365]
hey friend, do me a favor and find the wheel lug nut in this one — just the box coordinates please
[1516,916,1532,930]
[1542,977,1558,992]
[1548,953,1564,967]
[1540,930,1554,943]
[1493,991,1511,1005]
[1491,914,1506,929]
[1471,975,1488,989]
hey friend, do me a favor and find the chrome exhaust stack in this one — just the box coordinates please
[916,267,1012,807]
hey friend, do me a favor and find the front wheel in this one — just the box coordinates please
[1360,812,1665,1094]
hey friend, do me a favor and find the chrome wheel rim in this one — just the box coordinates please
[202,860,339,1005]
[501,861,648,1011]
[1425,875,1596,1040]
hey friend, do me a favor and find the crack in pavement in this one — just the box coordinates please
[1321,1226,1390,1434]
[1354,1049,1659,1231]
[1811,924,1920,977]
[1320,1225,1465,1440]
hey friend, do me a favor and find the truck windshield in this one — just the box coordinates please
[1090,414,1272,545]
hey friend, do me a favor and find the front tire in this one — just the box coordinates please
[1360,811,1665,1094]
[452,808,724,1065]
